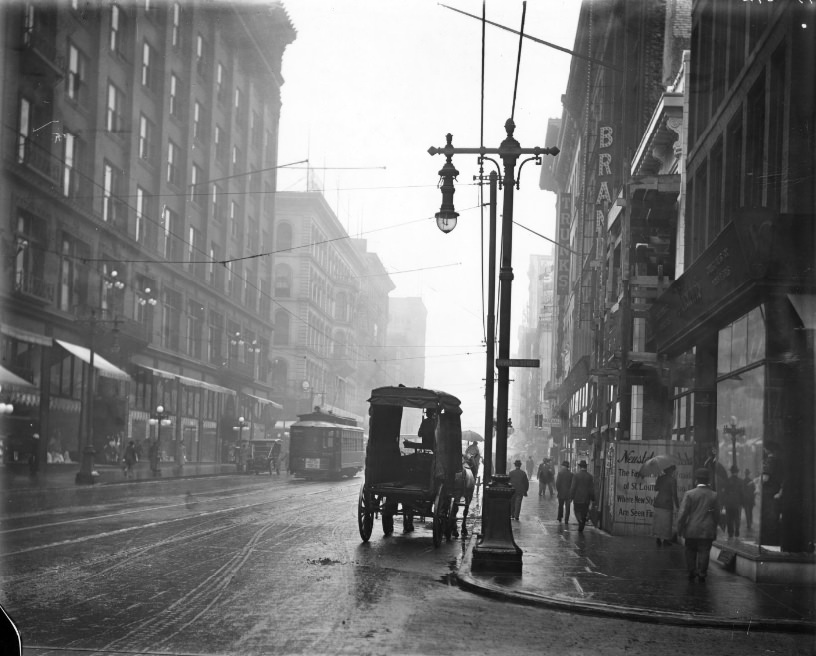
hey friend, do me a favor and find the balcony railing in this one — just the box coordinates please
[17,136,60,184]
[14,271,54,303]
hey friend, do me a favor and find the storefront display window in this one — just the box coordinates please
[715,306,766,549]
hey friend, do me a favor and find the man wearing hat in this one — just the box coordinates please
[569,460,595,532]
[508,459,529,520]
[677,468,720,582]
[555,461,574,523]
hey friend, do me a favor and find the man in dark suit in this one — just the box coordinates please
[677,468,720,582]
[569,460,595,532]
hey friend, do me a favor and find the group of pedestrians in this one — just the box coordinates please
[508,458,596,532]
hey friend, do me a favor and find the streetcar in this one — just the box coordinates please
[288,408,365,480]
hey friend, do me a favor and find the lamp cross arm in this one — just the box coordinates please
[428,144,559,157]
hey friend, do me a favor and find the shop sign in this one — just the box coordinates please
[651,222,750,346]
[607,441,694,535]
[557,193,571,295]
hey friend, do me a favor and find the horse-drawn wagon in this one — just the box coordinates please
[357,386,473,546]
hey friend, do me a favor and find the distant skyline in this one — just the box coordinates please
[276,0,580,430]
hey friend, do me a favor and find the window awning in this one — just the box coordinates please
[55,339,132,382]
[1,323,52,346]
[788,294,816,330]
[244,392,283,410]
[0,364,36,388]
[136,364,236,396]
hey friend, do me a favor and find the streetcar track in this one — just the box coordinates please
[2,486,358,556]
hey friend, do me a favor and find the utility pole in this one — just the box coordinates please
[429,119,559,572]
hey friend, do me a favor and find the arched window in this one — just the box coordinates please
[276,222,292,251]
[273,309,289,345]
[274,263,292,297]
[271,357,288,390]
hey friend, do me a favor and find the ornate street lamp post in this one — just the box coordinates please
[429,119,559,572]
[148,404,171,476]
[234,416,248,472]
[724,416,745,472]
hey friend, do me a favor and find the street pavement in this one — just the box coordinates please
[458,482,816,633]
[3,463,814,634]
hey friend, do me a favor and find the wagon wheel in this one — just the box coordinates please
[432,485,448,547]
[358,484,374,542]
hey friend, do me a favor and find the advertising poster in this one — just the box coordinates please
[606,440,694,536]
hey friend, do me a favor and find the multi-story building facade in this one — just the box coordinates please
[513,253,555,461]
[541,0,690,480]
[386,297,427,389]
[272,192,394,425]
[650,0,814,579]
[1,2,296,471]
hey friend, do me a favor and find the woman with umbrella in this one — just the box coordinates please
[651,459,680,546]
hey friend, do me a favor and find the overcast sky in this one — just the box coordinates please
[275,0,581,431]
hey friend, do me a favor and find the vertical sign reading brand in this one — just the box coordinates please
[596,125,614,260]
[557,193,571,295]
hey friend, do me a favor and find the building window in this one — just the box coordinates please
[193,101,202,141]
[276,222,292,250]
[106,82,124,133]
[162,288,181,351]
[14,211,48,302]
[630,385,643,440]
[273,310,290,346]
[275,264,292,297]
[169,73,179,117]
[171,2,181,47]
[66,43,86,104]
[166,140,179,186]
[17,97,31,163]
[103,162,123,225]
[138,114,155,162]
[216,62,225,102]
[234,87,244,125]
[141,41,156,90]
[251,110,262,146]
[110,4,122,53]
[230,201,239,237]
[186,301,204,359]
[214,125,226,160]
[190,163,202,203]
[207,311,224,365]
[211,183,222,221]
[161,206,179,259]
[62,131,79,197]
[187,225,203,276]
[58,234,90,312]
[232,145,241,173]
[196,33,206,74]
[135,186,147,244]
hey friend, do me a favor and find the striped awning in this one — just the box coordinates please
[136,364,236,396]
[0,364,36,388]
[55,339,132,382]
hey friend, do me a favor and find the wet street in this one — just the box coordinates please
[1,475,812,656]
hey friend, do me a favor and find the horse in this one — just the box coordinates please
[448,455,477,539]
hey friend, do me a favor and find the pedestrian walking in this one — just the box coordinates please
[508,459,529,520]
[525,455,535,479]
[537,458,555,498]
[269,439,282,475]
[569,460,595,532]
[148,438,160,475]
[536,458,547,496]
[555,461,573,523]
[723,465,743,538]
[677,468,720,582]
[122,440,138,478]
[652,464,680,546]
[742,469,756,531]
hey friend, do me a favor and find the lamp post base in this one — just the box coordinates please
[75,445,97,485]
[471,474,522,573]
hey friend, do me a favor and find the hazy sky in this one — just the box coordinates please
[275,0,581,431]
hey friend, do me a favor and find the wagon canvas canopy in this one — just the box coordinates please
[367,386,462,415]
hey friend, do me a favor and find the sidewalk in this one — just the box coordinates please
[458,488,816,632]
[0,460,239,491]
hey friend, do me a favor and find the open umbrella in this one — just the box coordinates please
[638,454,677,477]
[461,430,484,443]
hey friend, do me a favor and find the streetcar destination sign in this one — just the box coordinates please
[496,358,540,368]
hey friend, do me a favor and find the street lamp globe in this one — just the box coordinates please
[157,404,164,414]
